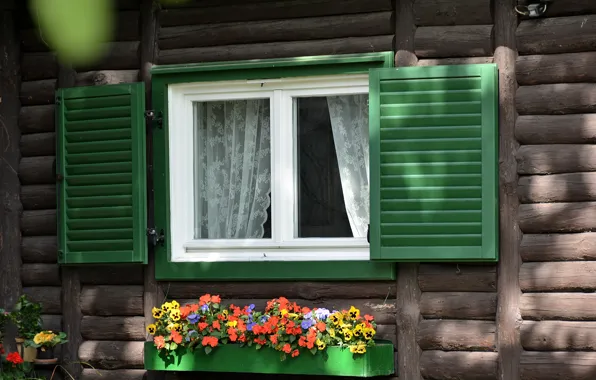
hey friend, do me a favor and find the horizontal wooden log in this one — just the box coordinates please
[418,264,496,292]
[517,145,596,175]
[21,209,56,236]
[375,324,397,346]
[21,184,56,210]
[519,202,596,233]
[76,70,139,86]
[517,84,596,115]
[81,316,145,341]
[158,35,393,65]
[167,281,396,300]
[159,0,392,27]
[535,0,596,17]
[417,320,495,351]
[517,52,596,86]
[521,352,596,380]
[19,156,55,185]
[420,292,497,320]
[80,285,144,316]
[78,266,144,285]
[521,233,596,262]
[520,261,596,292]
[417,57,493,66]
[20,79,56,106]
[22,236,57,263]
[420,351,498,380]
[21,263,60,286]
[24,286,61,314]
[80,369,147,380]
[413,0,492,26]
[75,41,140,71]
[521,321,596,351]
[517,15,596,55]
[19,105,54,134]
[78,341,144,369]
[175,298,396,325]
[159,12,392,50]
[521,293,596,320]
[21,132,54,157]
[516,114,596,145]
[415,25,493,58]
[519,173,596,203]
[22,52,56,81]
[41,314,62,331]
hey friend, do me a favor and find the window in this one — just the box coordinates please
[168,75,371,262]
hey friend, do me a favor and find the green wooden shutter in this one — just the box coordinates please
[369,64,498,262]
[56,83,148,264]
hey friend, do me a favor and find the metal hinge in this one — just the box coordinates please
[147,227,165,246]
[144,110,163,128]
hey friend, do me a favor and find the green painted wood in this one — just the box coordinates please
[151,52,396,280]
[143,341,395,377]
[56,83,148,264]
[369,64,499,262]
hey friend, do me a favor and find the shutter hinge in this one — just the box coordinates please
[147,227,165,246]
[144,110,163,128]
[367,224,370,243]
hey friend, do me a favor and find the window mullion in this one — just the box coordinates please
[276,90,295,243]
[271,90,285,244]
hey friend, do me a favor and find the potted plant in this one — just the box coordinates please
[10,295,42,363]
[30,331,67,364]
[0,351,41,380]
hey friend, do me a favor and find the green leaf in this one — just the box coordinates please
[204,346,212,355]
[164,342,170,350]
[310,348,318,355]
[289,335,296,343]
[170,342,178,350]
[256,344,262,350]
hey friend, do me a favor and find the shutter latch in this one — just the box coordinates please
[367,224,370,243]
[147,227,165,246]
[144,110,163,128]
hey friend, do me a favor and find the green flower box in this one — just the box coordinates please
[144,340,395,377]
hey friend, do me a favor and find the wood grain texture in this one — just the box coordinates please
[80,286,144,316]
[415,25,493,57]
[24,286,61,314]
[75,41,140,71]
[80,369,147,380]
[19,156,55,185]
[61,267,82,378]
[519,202,596,233]
[21,209,56,236]
[535,0,596,17]
[81,316,146,341]
[519,173,596,203]
[75,70,139,86]
[20,79,56,106]
[20,132,54,157]
[158,35,393,65]
[21,263,60,286]
[522,321,596,351]
[159,12,392,50]
[418,57,493,66]
[21,52,56,81]
[517,145,596,175]
[517,15,596,55]
[41,314,62,331]
[19,104,54,134]
[413,0,492,26]
[420,292,497,320]
[417,320,496,351]
[521,233,596,262]
[521,352,596,380]
[521,293,596,320]
[517,52,596,85]
[21,184,56,210]
[520,261,596,292]
[22,236,57,263]
[78,341,144,369]
[517,84,596,115]
[78,266,144,285]
[420,351,498,379]
[516,114,596,145]
[418,264,496,292]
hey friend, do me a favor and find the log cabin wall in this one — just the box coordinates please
[516,3,596,379]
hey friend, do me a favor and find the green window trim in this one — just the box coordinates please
[151,52,396,281]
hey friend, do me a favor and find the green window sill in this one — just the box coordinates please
[143,341,395,377]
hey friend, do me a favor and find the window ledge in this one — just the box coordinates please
[143,340,395,377]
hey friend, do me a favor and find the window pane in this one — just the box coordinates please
[193,99,272,239]
[296,95,370,238]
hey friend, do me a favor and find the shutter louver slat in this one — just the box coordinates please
[56,83,147,264]
[370,65,498,262]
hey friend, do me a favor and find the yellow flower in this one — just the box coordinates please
[353,324,363,337]
[146,324,157,335]
[161,302,172,313]
[281,309,288,316]
[316,339,326,350]
[152,307,164,319]
[348,306,360,319]
[356,344,367,354]
[349,345,358,353]
[222,310,229,317]
[363,327,376,340]
[227,320,237,328]
[167,323,181,333]
[343,330,353,341]
[328,328,335,338]
[329,312,343,325]
[170,300,180,309]
[170,309,181,321]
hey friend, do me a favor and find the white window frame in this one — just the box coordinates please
[168,74,370,262]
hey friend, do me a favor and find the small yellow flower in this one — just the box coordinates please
[222,310,229,317]
[353,324,363,337]
[356,344,367,354]
[167,323,180,332]
[146,324,157,335]
[170,300,180,309]
[316,339,326,350]
[281,309,288,316]
[170,309,181,321]
[343,330,353,341]
[161,302,172,313]
[226,320,237,328]
[329,312,343,325]
[348,306,360,319]
[328,328,335,338]
[349,345,358,353]
[363,327,376,340]
[152,307,164,319]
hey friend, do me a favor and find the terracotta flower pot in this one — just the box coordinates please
[15,337,37,362]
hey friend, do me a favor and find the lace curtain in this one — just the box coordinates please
[193,99,271,239]
[326,94,370,238]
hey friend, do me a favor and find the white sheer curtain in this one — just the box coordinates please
[194,99,271,239]
[326,94,370,238]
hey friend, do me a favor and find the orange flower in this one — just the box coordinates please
[180,305,191,319]
[270,334,278,344]
[316,322,326,332]
[291,349,300,358]
[170,330,183,344]
[189,303,199,313]
[364,314,374,322]
[212,321,221,331]
[154,336,165,350]
[199,294,211,306]
[211,295,221,304]
[198,322,208,331]
[302,307,311,314]
[282,343,292,354]
[227,327,238,342]
[201,336,219,347]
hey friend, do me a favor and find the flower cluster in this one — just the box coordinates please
[148,295,377,360]
[30,330,68,350]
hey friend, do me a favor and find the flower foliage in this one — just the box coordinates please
[148,295,377,360]
[31,330,68,349]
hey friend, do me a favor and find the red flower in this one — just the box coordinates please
[201,336,219,347]
[189,303,199,313]
[291,349,300,358]
[211,295,221,304]
[179,305,191,319]
[254,337,267,345]
[170,330,183,344]
[198,322,208,331]
[212,320,221,331]
[270,334,278,344]
[154,336,165,349]
[282,343,292,354]
[227,327,238,342]
[302,307,311,314]
[199,294,211,306]
[6,352,23,365]
[364,314,374,322]
[316,322,326,332]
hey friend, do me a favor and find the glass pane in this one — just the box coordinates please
[193,99,272,239]
[295,94,370,238]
